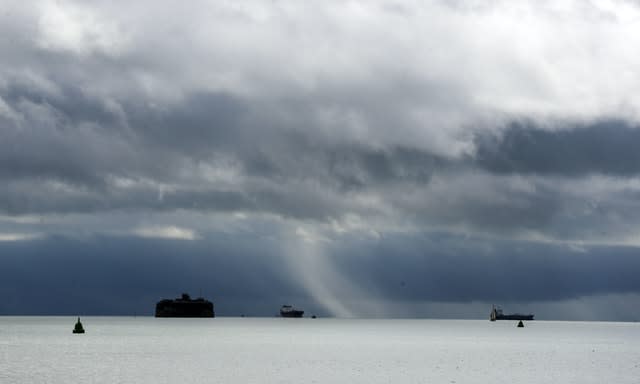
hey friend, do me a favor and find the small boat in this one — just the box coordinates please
[280,305,304,318]
[490,305,534,321]
[73,317,85,334]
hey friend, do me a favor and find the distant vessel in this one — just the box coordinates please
[280,305,304,318]
[155,293,215,318]
[490,305,534,321]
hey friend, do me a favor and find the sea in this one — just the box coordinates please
[1,317,639,383]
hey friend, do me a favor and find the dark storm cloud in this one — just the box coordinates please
[0,235,308,316]
[126,92,249,157]
[327,234,640,303]
[474,120,640,176]
[390,174,562,233]
[3,80,123,128]
[0,83,136,187]
[4,76,640,247]
[1,232,639,319]
[0,76,454,218]
[1,0,638,228]
[3,78,640,242]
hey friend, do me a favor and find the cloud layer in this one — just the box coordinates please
[2,0,640,318]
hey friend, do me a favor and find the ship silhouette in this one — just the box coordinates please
[490,305,534,321]
[155,293,215,317]
[280,305,304,318]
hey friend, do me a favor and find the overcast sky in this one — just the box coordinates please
[2,0,640,320]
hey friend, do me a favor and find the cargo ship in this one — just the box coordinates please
[280,305,304,318]
[490,305,534,321]
[155,293,215,317]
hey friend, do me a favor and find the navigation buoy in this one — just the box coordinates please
[517,320,524,328]
[73,317,85,334]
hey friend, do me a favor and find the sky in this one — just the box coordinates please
[2,0,640,320]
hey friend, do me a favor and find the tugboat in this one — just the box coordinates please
[280,305,304,318]
[155,293,215,317]
[490,305,534,321]
[72,317,85,334]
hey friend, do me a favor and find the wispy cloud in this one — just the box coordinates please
[0,232,41,242]
[132,226,198,240]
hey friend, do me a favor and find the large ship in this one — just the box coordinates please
[155,293,215,317]
[490,305,534,321]
[280,305,304,318]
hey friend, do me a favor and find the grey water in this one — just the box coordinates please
[1,317,639,383]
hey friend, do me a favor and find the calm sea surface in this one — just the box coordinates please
[1,317,639,383]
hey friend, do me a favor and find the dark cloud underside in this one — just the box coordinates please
[475,121,640,176]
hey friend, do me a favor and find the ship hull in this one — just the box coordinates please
[155,294,215,318]
[494,314,534,321]
[280,310,304,318]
